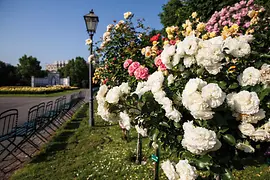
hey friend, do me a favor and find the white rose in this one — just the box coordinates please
[119,82,130,94]
[183,56,196,68]
[238,67,261,86]
[182,78,207,96]
[251,129,270,142]
[226,91,260,115]
[134,81,150,98]
[181,121,221,155]
[201,83,226,108]
[238,123,255,136]
[167,74,176,86]
[182,35,199,55]
[135,125,147,137]
[236,143,255,153]
[106,24,114,31]
[161,160,179,180]
[165,108,182,122]
[147,71,164,93]
[175,160,198,180]
[240,109,265,124]
[124,11,132,19]
[176,41,185,56]
[223,36,251,57]
[103,31,111,41]
[119,111,131,130]
[96,84,108,100]
[85,38,92,45]
[260,63,270,86]
[204,63,223,75]
[105,86,121,104]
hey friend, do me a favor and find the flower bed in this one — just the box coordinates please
[0,85,79,94]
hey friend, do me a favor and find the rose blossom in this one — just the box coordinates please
[237,67,261,86]
[134,66,149,80]
[128,61,140,76]
[227,91,260,115]
[181,121,222,155]
[123,59,133,69]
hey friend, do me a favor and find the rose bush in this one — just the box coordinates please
[95,1,270,179]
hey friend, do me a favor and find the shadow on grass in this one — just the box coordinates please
[30,119,84,164]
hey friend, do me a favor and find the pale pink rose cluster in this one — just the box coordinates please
[124,59,149,80]
[205,0,256,34]
[154,56,167,71]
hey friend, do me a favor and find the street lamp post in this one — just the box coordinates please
[84,9,99,127]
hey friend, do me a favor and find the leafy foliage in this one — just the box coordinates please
[17,55,42,85]
[59,57,89,88]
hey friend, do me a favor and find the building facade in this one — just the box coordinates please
[46,60,69,72]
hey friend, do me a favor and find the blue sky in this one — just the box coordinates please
[0,0,167,69]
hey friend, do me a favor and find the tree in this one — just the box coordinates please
[0,61,18,86]
[17,55,42,85]
[60,57,89,88]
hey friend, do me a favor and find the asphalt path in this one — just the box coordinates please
[0,90,89,128]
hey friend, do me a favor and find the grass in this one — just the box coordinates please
[10,103,270,180]
[0,89,81,97]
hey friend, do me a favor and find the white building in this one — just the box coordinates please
[46,60,69,72]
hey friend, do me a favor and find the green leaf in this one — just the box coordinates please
[159,122,170,128]
[228,82,238,89]
[223,134,236,146]
[218,81,227,90]
[258,88,270,101]
[152,129,160,141]
[174,121,181,128]
[221,169,234,180]
[194,155,213,170]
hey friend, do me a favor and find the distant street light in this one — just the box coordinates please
[84,9,99,127]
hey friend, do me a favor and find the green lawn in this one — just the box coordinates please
[11,103,270,180]
[0,89,82,97]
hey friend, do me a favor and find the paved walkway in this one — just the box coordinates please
[0,90,89,127]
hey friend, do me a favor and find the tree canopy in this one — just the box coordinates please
[17,54,42,85]
[59,57,89,88]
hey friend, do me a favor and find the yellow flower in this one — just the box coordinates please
[247,10,256,18]
[152,41,158,45]
[202,34,208,40]
[246,28,254,34]
[230,24,239,32]
[191,12,198,19]
[250,17,259,25]
[209,32,216,38]
[196,23,205,32]
[168,34,174,40]
[141,48,146,55]
[228,66,236,73]
[182,23,187,29]
[163,40,169,46]
[186,26,192,35]
[166,27,172,34]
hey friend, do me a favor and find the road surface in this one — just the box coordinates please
[0,90,89,127]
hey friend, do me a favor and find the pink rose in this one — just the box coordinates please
[123,59,133,69]
[221,21,229,26]
[240,0,246,6]
[235,3,241,9]
[159,63,167,71]
[247,0,254,6]
[243,22,250,28]
[154,56,162,67]
[134,66,149,80]
[128,62,140,76]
